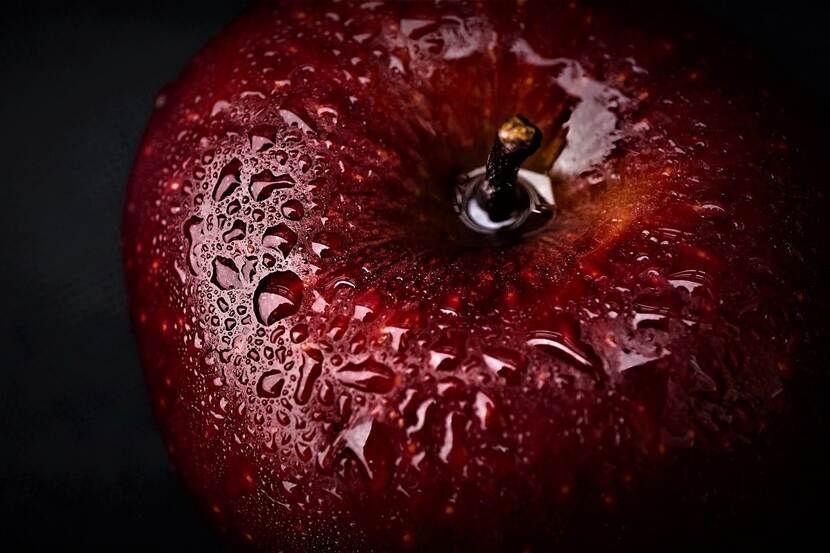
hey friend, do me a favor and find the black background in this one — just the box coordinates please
[1,1,828,550]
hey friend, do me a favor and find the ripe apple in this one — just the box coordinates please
[123,0,822,550]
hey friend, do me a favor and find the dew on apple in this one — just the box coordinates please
[253,270,304,326]
[123,0,820,548]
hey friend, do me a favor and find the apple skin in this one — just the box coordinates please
[123,0,822,551]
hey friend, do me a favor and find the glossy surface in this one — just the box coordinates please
[123,1,821,551]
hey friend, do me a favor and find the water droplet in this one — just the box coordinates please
[667,269,711,293]
[428,334,464,371]
[241,256,258,283]
[254,271,304,326]
[211,256,242,290]
[295,348,323,405]
[291,323,309,343]
[183,216,204,275]
[406,398,435,436]
[336,358,396,393]
[319,380,335,404]
[222,220,247,243]
[527,330,598,373]
[439,412,466,466]
[481,347,527,385]
[248,125,275,152]
[474,391,495,430]
[353,290,382,322]
[257,370,285,398]
[311,231,345,258]
[281,199,304,220]
[342,418,391,486]
[249,170,295,201]
[262,223,297,258]
[437,376,464,399]
[279,109,315,135]
[327,315,349,341]
[382,326,408,352]
[213,159,243,201]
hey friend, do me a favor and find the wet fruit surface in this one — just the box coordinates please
[123,1,823,551]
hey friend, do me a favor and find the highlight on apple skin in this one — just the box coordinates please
[122,1,824,550]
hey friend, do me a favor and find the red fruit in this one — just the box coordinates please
[123,1,822,551]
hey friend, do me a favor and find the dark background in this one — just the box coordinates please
[1,1,828,550]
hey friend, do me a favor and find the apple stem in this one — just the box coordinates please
[478,115,542,222]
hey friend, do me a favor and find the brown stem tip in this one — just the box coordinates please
[479,115,542,222]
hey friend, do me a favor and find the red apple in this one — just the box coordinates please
[123,1,821,550]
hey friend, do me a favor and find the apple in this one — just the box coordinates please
[122,0,821,550]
